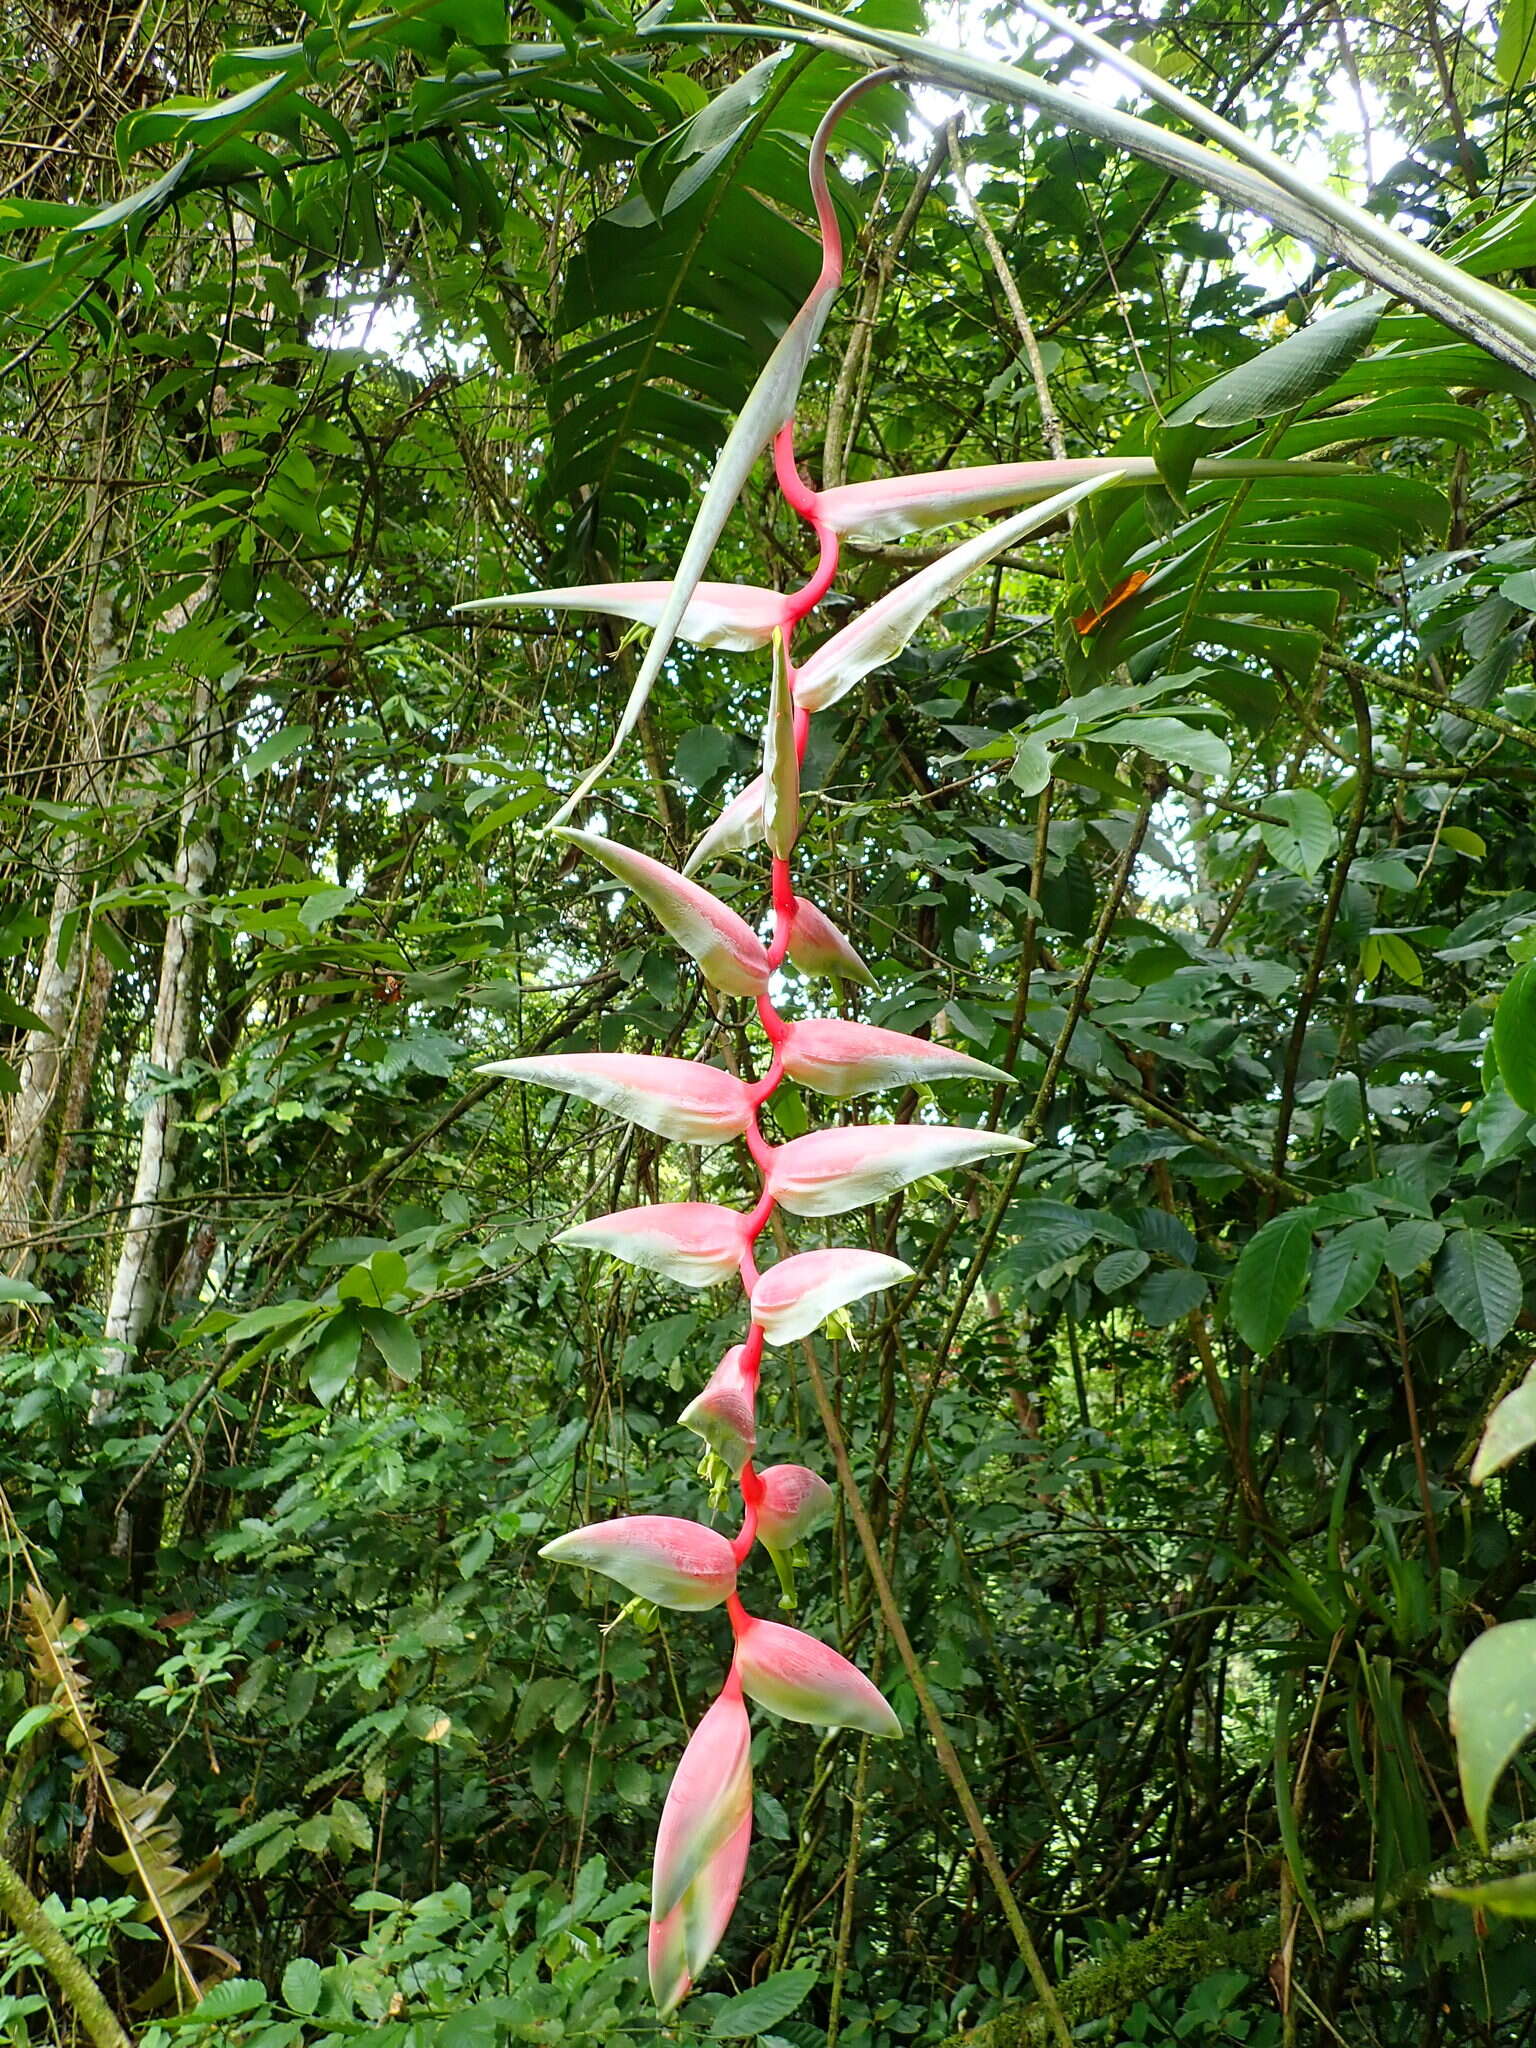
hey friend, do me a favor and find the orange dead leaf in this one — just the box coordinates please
[1073,569,1150,634]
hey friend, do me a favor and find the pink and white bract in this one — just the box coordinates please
[734,1612,903,1736]
[767,1124,1030,1218]
[553,1202,750,1288]
[785,895,875,986]
[683,773,766,875]
[555,828,771,998]
[755,1464,834,1554]
[477,1051,753,1146]
[812,454,1348,545]
[751,1246,912,1344]
[451,577,794,650]
[779,1016,1011,1098]
[539,1516,737,1610]
[648,1671,754,2012]
[477,71,1075,2015]
[679,1344,759,1473]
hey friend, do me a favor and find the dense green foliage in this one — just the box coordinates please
[5,0,1536,2042]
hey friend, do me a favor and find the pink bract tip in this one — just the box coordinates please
[780,1016,1010,1099]
[554,1202,750,1289]
[755,1464,834,1553]
[679,1344,759,1473]
[477,1052,753,1147]
[734,1613,902,1736]
[785,896,875,986]
[540,1515,737,1611]
[751,1247,912,1345]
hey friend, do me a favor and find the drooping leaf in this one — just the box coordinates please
[1164,299,1382,430]
[1494,960,1536,1112]
[1229,1210,1315,1355]
[1497,0,1536,90]
[1261,789,1336,879]
[1450,1620,1536,1848]
[1472,1366,1536,1485]
[1308,1218,1387,1329]
[1435,1229,1522,1350]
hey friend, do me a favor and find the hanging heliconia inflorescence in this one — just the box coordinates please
[463,70,1130,2014]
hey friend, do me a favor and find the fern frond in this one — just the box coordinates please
[22,1589,215,2008]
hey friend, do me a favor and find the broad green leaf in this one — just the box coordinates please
[1165,300,1381,429]
[1439,1873,1536,1917]
[710,1966,818,2037]
[0,1275,50,1305]
[1435,1230,1522,1350]
[1322,1074,1364,1142]
[117,71,294,164]
[1375,931,1423,986]
[1010,734,1052,796]
[1450,1620,1536,1848]
[194,1980,268,2018]
[1136,1267,1209,1326]
[222,1299,319,1342]
[1308,1218,1387,1329]
[0,991,47,1032]
[359,1307,422,1383]
[240,724,311,778]
[1472,1366,1536,1484]
[1092,715,1231,778]
[675,725,734,790]
[1498,0,1536,89]
[1260,788,1336,878]
[1230,1210,1315,1355]
[1384,1218,1444,1278]
[1094,1248,1149,1293]
[1441,826,1487,860]
[1494,960,1536,1112]
[5,1701,60,1751]
[299,885,357,933]
[307,1308,363,1406]
[281,1959,323,2015]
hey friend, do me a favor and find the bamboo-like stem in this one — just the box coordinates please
[1271,671,1373,1176]
[944,120,1067,464]
[826,1731,873,2048]
[1323,652,1536,751]
[822,132,948,490]
[793,1328,1075,2048]
[0,1850,132,2048]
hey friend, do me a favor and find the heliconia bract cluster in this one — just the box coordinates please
[466,73,1116,2015]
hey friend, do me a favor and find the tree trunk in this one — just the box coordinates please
[0,373,131,1275]
[44,940,114,1229]
[93,677,222,1419]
